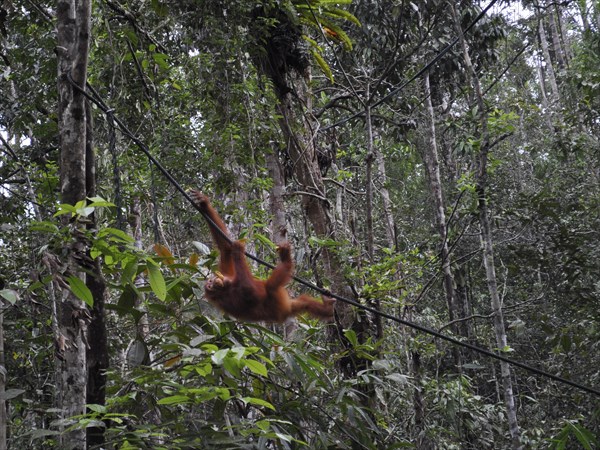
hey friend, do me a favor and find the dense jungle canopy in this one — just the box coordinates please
[0,0,599,448]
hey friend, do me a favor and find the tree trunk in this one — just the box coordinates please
[576,1,591,33]
[538,14,559,100]
[84,102,109,448]
[547,0,570,67]
[365,106,375,260]
[266,144,299,337]
[364,102,382,340]
[422,71,462,343]
[266,145,289,245]
[374,147,396,248]
[0,298,6,450]
[556,4,573,63]
[275,71,353,324]
[451,5,522,448]
[129,197,150,341]
[56,0,92,448]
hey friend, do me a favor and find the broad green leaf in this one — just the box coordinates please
[344,329,358,346]
[0,388,25,400]
[87,197,115,207]
[146,259,166,301]
[194,363,212,377]
[87,404,107,413]
[54,204,77,216]
[0,289,19,305]
[122,260,138,283]
[212,348,229,365]
[99,227,135,243]
[255,233,276,249]
[77,206,95,217]
[241,396,275,411]
[28,429,61,439]
[386,373,409,384]
[223,356,241,377]
[157,395,190,405]
[66,276,94,307]
[244,359,268,377]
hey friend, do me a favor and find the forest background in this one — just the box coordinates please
[0,0,599,449]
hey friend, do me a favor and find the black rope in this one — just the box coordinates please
[322,0,499,132]
[67,74,600,399]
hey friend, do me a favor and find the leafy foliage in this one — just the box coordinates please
[1,0,599,448]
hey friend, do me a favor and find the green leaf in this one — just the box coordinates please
[98,227,135,243]
[152,52,170,70]
[385,373,409,384]
[122,260,139,283]
[54,204,77,217]
[244,359,268,377]
[27,429,61,439]
[29,221,59,233]
[87,404,107,414]
[255,233,276,249]
[568,422,597,449]
[66,276,94,307]
[344,329,358,346]
[241,396,275,411]
[0,289,19,305]
[157,395,190,405]
[311,49,333,83]
[0,388,25,400]
[324,7,361,27]
[115,285,138,315]
[87,197,116,208]
[212,349,229,365]
[223,356,241,377]
[146,259,166,301]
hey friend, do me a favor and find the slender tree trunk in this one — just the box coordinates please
[267,146,288,245]
[56,0,92,448]
[365,108,375,260]
[406,309,431,450]
[537,62,549,110]
[84,102,109,448]
[275,71,353,324]
[451,5,522,448]
[374,147,396,248]
[0,298,6,450]
[364,101,382,340]
[576,2,591,33]
[537,14,559,100]
[266,145,298,337]
[422,72,462,341]
[547,8,565,68]
[129,197,150,340]
[557,4,573,62]
[536,61,554,130]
